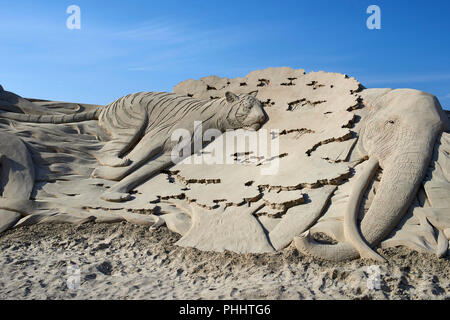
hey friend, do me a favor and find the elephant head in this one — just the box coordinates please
[295,89,449,262]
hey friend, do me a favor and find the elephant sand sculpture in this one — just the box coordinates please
[168,69,449,259]
[295,88,450,262]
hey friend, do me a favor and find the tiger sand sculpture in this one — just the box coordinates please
[0,91,267,202]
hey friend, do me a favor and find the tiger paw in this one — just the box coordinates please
[96,156,131,168]
[91,166,124,181]
[100,192,132,202]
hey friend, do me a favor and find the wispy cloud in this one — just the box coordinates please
[116,18,253,72]
[110,17,232,46]
[126,56,198,71]
[111,18,187,43]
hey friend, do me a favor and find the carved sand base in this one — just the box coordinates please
[0,67,448,260]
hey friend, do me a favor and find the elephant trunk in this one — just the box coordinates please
[359,127,438,245]
[295,125,441,262]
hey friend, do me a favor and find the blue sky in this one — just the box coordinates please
[1,0,449,109]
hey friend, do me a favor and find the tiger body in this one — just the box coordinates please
[97,92,263,164]
[0,91,267,202]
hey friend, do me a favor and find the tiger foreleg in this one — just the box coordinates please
[95,140,132,168]
[95,110,148,168]
[92,147,163,181]
[92,134,163,181]
[100,153,173,202]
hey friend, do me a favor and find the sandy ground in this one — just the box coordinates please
[0,222,448,300]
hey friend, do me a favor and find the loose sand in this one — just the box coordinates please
[0,222,448,300]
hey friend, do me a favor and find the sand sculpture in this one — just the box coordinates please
[0,91,266,202]
[0,67,449,262]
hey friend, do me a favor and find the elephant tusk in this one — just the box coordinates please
[344,157,386,262]
[294,157,387,263]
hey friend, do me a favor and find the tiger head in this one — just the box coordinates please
[223,91,267,131]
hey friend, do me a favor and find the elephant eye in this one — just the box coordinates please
[387,120,395,124]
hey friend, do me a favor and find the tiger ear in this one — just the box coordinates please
[225,91,239,103]
[248,91,258,97]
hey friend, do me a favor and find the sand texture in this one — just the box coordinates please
[0,223,448,300]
